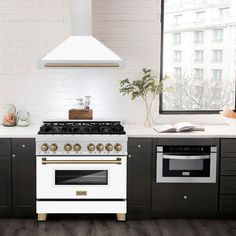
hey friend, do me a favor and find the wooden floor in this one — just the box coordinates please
[0,215,236,236]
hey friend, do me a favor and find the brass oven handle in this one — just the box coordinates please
[42,158,122,165]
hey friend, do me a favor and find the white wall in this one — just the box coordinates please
[0,0,161,124]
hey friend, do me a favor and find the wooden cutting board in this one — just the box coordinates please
[69,109,93,120]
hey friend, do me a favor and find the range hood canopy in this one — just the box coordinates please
[39,0,123,68]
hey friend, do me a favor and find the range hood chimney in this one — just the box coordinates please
[39,0,123,68]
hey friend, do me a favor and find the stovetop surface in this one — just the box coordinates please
[38,121,126,135]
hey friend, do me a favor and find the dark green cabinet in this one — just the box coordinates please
[0,138,36,217]
[127,138,152,218]
[0,139,12,216]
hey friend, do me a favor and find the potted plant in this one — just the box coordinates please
[120,68,171,127]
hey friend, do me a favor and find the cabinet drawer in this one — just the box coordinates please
[152,183,217,212]
[221,158,236,175]
[221,139,236,157]
[0,139,11,157]
[12,139,35,151]
[220,176,236,194]
[220,195,236,212]
[128,138,151,152]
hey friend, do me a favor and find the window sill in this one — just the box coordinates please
[156,113,225,125]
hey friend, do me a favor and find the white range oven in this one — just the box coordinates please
[36,121,127,222]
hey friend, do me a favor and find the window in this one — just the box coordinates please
[173,33,181,44]
[174,50,181,61]
[194,69,204,80]
[213,29,223,41]
[161,0,235,113]
[174,67,182,79]
[194,31,204,43]
[174,14,182,24]
[212,69,222,80]
[195,11,205,22]
[212,50,223,62]
[234,50,236,63]
[219,7,230,18]
[194,50,204,62]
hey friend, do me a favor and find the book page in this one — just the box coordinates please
[173,122,196,132]
[153,124,176,133]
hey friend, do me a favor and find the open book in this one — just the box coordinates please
[153,122,205,133]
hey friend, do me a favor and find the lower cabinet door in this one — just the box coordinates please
[0,157,12,216]
[12,139,36,217]
[152,183,218,214]
[220,195,236,213]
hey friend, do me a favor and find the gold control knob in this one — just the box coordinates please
[96,143,104,152]
[41,143,49,152]
[106,143,113,152]
[114,143,122,152]
[73,144,81,152]
[87,143,95,152]
[64,143,72,152]
[50,143,58,152]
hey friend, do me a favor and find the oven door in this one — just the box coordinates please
[156,153,217,183]
[37,156,126,199]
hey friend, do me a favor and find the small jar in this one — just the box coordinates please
[3,104,17,127]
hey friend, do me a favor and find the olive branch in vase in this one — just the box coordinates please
[119,68,171,127]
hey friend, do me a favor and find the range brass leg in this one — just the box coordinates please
[116,213,126,222]
[38,213,47,222]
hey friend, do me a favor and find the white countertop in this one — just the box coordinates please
[125,124,236,138]
[0,124,236,138]
[0,124,39,138]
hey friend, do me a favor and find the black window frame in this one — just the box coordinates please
[159,0,236,115]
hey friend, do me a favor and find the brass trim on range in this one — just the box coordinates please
[76,191,87,196]
[44,63,120,68]
[41,158,122,165]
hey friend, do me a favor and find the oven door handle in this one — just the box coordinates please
[41,158,122,165]
[162,155,210,160]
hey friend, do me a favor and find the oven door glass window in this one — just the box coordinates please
[55,170,108,185]
[163,157,210,177]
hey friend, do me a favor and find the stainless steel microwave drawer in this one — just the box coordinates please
[221,158,236,175]
[221,139,236,157]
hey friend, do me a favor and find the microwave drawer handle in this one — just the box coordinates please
[42,158,122,165]
[162,155,210,160]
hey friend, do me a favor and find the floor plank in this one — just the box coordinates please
[0,215,236,236]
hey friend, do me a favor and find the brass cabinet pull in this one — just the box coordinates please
[42,158,122,165]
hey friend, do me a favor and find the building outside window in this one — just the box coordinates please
[162,0,236,112]
[219,7,230,18]
[213,29,223,41]
[194,50,204,62]
[235,49,236,64]
[174,67,182,79]
[173,33,181,44]
[194,31,204,43]
[195,11,205,22]
[194,68,204,80]
[212,69,222,80]
[174,50,182,61]
[212,50,223,62]
[174,14,182,24]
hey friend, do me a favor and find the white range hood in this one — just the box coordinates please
[39,0,122,68]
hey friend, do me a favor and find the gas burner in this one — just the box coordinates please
[38,121,126,135]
